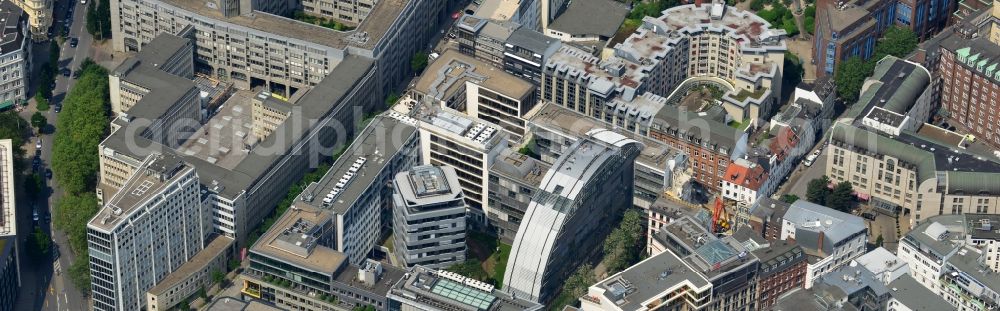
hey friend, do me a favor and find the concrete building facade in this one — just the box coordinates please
[486,148,548,243]
[0,139,19,311]
[88,154,209,311]
[780,200,867,289]
[10,0,49,41]
[391,165,467,269]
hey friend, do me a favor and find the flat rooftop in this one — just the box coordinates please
[159,0,409,50]
[91,154,193,231]
[473,0,523,22]
[526,103,683,169]
[395,166,464,209]
[490,148,549,187]
[887,274,953,310]
[390,266,542,311]
[333,261,408,297]
[0,1,23,55]
[946,247,1000,293]
[414,50,533,101]
[175,91,258,170]
[658,216,754,278]
[297,115,417,215]
[148,236,234,296]
[251,205,347,274]
[412,103,504,148]
[592,247,710,311]
[965,214,1000,241]
[207,297,284,311]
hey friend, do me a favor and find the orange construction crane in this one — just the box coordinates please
[711,197,730,234]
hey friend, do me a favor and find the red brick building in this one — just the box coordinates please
[752,240,807,309]
[937,37,1000,147]
[649,108,745,192]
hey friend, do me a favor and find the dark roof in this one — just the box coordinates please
[848,56,930,123]
[0,1,24,55]
[506,27,559,55]
[548,0,629,38]
[887,274,952,310]
[652,105,743,153]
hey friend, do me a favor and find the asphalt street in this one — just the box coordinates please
[15,0,97,310]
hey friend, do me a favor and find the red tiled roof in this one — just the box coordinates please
[724,161,767,190]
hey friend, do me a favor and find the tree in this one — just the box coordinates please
[24,173,45,199]
[603,209,644,273]
[834,57,874,104]
[552,264,596,310]
[445,259,490,282]
[51,60,109,195]
[86,0,112,39]
[31,112,46,131]
[35,94,49,111]
[28,227,52,259]
[875,234,884,247]
[410,51,429,74]
[826,181,855,212]
[806,175,832,204]
[873,27,918,61]
[68,255,91,294]
[212,269,226,286]
[780,194,799,203]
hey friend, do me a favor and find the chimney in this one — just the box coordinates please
[817,231,825,253]
[695,0,704,6]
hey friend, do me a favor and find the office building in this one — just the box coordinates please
[525,103,690,209]
[0,139,18,311]
[933,14,1000,148]
[541,2,786,127]
[645,196,705,255]
[504,130,641,303]
[146,237,235,311]
[10,0,49,41]
[240,204,407,311]
[404,102,508,225]
[487,148,549,243]
[88,154,209,311]
[293,114,419,265]
[108,33,196,116]
[410,50,536,142]
[780,200,867,289]
[0,1,28,109]
[827,120,1000,226]
[455,15,518,68]
[387,265,543,311]
[812,0,896,77]
[503,27,561,84]
[582,215,759,311]
[111,0,445,98]
[391,165,467,269]
[99,33,385,245]
[841,56,934,137]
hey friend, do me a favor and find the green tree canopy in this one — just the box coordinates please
[834,57,874,104]
[603,209,644,273]
[873,27,918,61]
[411,51,429,74]
[806,175,832,204]
[780,194,799,203]
[31,112,46,131]
[826,181,855,212]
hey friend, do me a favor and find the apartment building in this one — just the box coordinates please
[587,215,760,311]
[935,24,1000,148]
[886,274,954,311]
[752,240,807,309]
[541,3,786,126]
[721,157,767,208]
[898,214,1000,310]
[649,105,748,192]
[10,0,49,41]
[544,0,628,44]
[387,266,543,311]
[293,114,419,265]
[0,139,18,311]
[780,200,867,289]
[487,148,548,243]
[406,102,508,225]
[504,130,641,303]
[88,154,209,311]
[240,204,407,311]
[391,165,466,269]
[0,2,28,109]
[111,0,445,98]
[525,103,690,209]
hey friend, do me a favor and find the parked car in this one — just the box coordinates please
[61,68,71,77]
[32,209,38,222]
[35,138,42,150]
[54,104,62,113]
[803,153,818,167]
[45,169,52,179]
[69,37,79,48]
